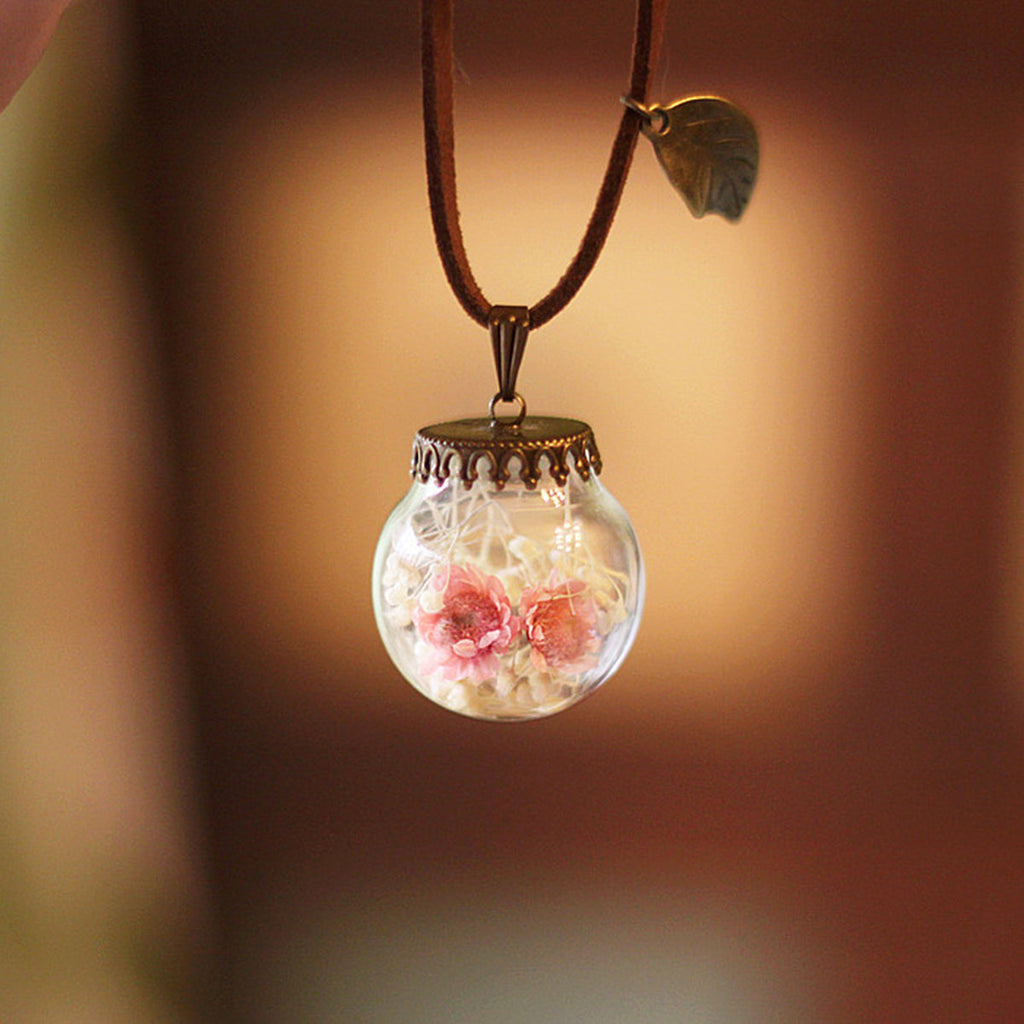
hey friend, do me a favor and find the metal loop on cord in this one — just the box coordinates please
[489,305,530,403]
[619,94,668,134]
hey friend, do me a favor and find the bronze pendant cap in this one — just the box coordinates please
[412,416,602,490]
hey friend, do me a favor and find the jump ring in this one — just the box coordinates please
[489,391,527,427]
[619,94,668,134]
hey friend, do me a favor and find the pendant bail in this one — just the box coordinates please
[489,305,530,402]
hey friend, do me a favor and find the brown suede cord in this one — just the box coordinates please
[422,0,667,330]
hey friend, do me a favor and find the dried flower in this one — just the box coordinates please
[414,564,519,683]
[520,573,601,674]
[382,552,421,627]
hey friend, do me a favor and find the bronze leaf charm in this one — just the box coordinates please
[634,96,759,221]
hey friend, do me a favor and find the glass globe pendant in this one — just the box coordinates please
[373,399,644,721]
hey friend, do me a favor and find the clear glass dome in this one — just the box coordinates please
[373,461,644,721]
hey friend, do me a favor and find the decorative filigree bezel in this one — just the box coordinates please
[412,416,602,490]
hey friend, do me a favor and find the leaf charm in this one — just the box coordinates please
[640,97,758,221]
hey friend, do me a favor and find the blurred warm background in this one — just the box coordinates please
[4,0,1024,1020]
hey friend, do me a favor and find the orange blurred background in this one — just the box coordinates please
[4,0,1024,1020]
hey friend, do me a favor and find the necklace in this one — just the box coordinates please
[423,0,667,333]
[372,0,758,721]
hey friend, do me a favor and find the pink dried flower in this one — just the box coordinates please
[520,574,601,674]
[415,564,519,683]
